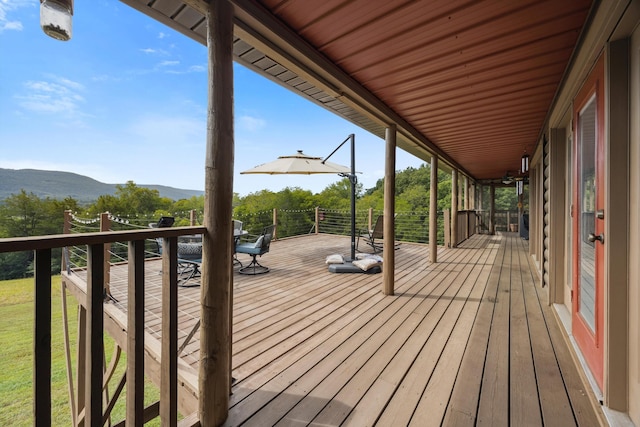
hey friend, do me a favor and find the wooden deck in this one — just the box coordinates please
[64,232,605,426]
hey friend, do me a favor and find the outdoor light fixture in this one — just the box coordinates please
[502,172,514,185]
[40,0,73,41]
[521,150,530,174]
[516,180,523,195]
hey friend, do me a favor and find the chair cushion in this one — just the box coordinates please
[178,242,202,256]
[253,236,264,249]
[236,242,262,255]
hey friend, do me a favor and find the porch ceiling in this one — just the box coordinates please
[121,0,593,181]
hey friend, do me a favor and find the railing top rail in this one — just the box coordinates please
[0,226,206,253]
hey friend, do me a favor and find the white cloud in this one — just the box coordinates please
[2,20,22,31]
[238,115,266,132]
[0,0,32,33]
[158,60,179,67]
[16,75,86,117]
[140,47,169,56]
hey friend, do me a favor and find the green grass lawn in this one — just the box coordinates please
[0,276,160,426]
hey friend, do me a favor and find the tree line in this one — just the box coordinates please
[0,164,522,280]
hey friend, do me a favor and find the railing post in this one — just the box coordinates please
[190,209,197,226]
[62,210,72,272]
[76,306,87,425]
[315,207,319,235]
[368,207,373,232]
[272,208,278,239]
[34,249,52,427]
[86,244,104,427]
[161,237,178,426]
[466,211,470,239]
[127,240,146,425]
[100,213,111,298]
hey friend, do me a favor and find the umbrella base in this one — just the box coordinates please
[328,261,381,274]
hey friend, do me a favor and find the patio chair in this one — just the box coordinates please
[151,216,202,286]
[235,224,275,275]
[358,215,400,253]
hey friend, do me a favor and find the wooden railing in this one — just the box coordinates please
[456,210,477,246]
[0,225,204,427]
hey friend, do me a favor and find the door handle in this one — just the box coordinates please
[588,233,604,244]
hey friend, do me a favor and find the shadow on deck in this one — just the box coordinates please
[62,233,605,426]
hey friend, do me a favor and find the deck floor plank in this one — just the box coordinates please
[477,233,512,426]
[510,234,543,426]
[516,237,577,427]
[441,235,505,426]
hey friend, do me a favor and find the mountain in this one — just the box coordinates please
[0,168,204,203]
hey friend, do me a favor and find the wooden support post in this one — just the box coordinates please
[315,207,319,235]
[201,1,234,425]
[443,209,450,248]
[429,155,438,263]
[490,185,496,235]
[34,249,52,427]
[464,176,469,210]
[100,213,111,298]
[127,240,145,426]
[368,207,373,231]
[190,209,197,226]
[451,170,458,247]
[470,182,475,210]
[383,125,396,296]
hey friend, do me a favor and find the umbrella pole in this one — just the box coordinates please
[323,133,357,261]
[326,134,380,274]
[349,133,356,261]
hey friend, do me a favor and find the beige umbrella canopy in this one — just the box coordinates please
[241,150,351,175]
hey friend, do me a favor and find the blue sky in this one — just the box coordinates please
[0,1,425,196]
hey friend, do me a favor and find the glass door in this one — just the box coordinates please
[572,55,605,390]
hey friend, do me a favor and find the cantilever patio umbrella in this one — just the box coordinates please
[241,150,350,175]
[241,134,370,273]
